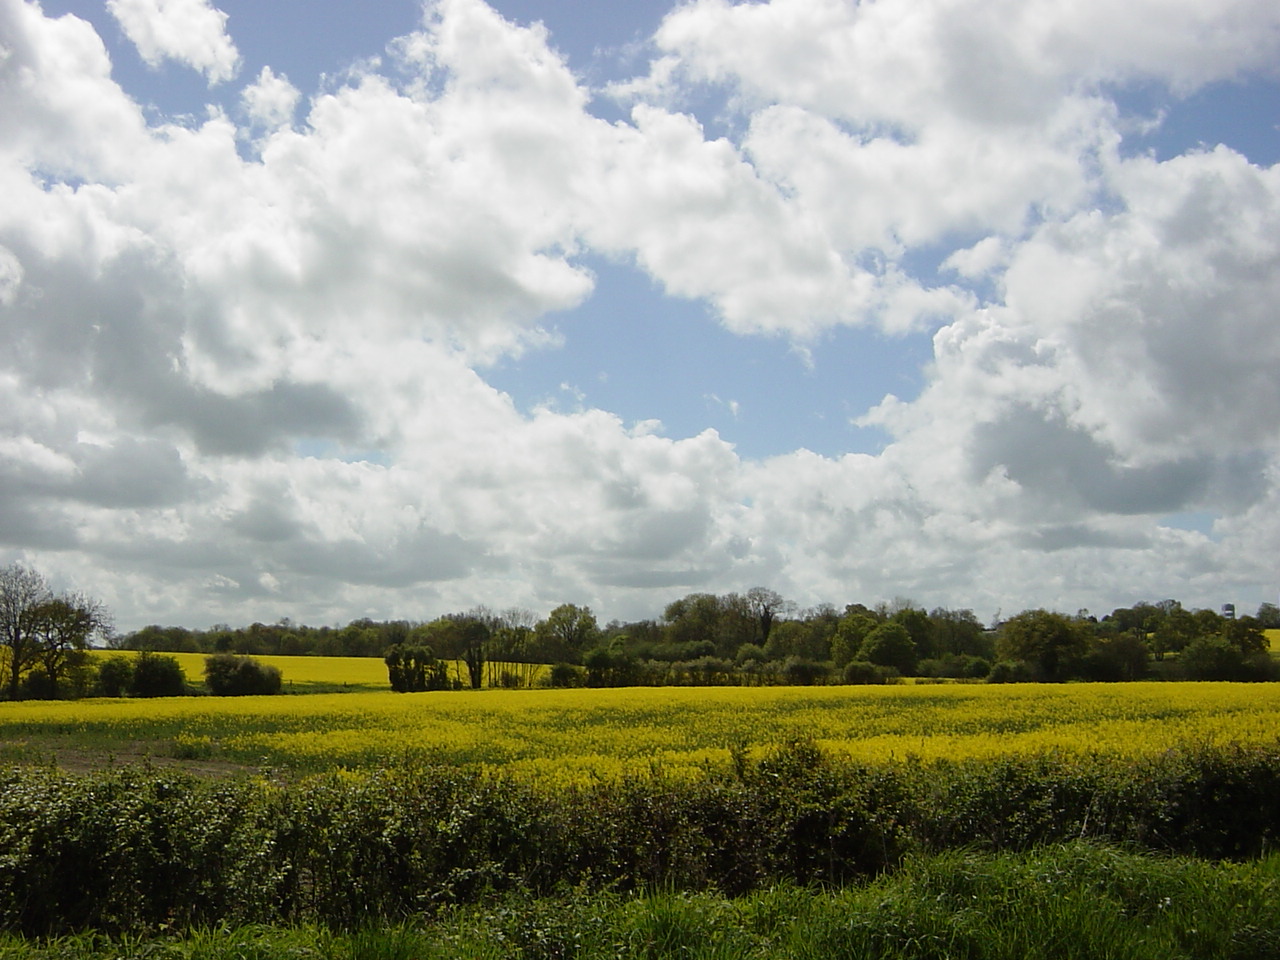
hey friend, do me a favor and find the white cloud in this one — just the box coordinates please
[106,0,240,84]
[241,66,299,132]
[2,0,1280,629]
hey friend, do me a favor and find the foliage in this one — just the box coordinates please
[384,645,450,693]
[996,609,1089,681]
[858,622,917,675]
[128,651,187,698]
[93,656,133,698]
[1179,638,1277,682]
[203,654,283,696]
[0,843,1277,957]
[3,744,1280,937]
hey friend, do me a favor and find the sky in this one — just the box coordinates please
[2,0,1280,632]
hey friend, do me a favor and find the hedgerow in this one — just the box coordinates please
[3,740,1280,935]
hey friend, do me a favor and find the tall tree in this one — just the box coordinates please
[996,609,1089,681]
[31,593,110,696]
[745,587,790,645]
[0,563,53,699]
[534,604,600,663]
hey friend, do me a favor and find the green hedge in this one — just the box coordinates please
[2,741,1280,935]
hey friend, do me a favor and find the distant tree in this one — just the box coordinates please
[858,622,918,675]
[30,594,111,697]
[129,651,187,697]
[745,587,791,646]
[534,604,600,663]
[384,644,449,692]
[766,618,829,661]
[1256,603,1280,629]
[928,608,989,658]
[1149,607,1199,660]
[1221,616,1268,656]
[831,610,878,668]
[96,655,134,697]
[546,662,583,688]
[661,594,723,651]
[204,654,283,696]
[0,563,52,699]
[453,617,489,690]
[1080,633,1150,682]
[891,606,934,661]
[1177,637,1274,682]
[996,609,1089,682]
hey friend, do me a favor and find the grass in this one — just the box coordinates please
[0,842,1275,958]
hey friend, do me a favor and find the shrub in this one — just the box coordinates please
[546,662,583,688]
[842,660,887,685]
[94,656,133,697]
[128,651,187,697]
[985,660,1034,683]
[781,657,828,686]
[204,654,283,696]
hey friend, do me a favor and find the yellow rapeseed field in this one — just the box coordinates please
[88,650,392,689]
[3,681,1280,785]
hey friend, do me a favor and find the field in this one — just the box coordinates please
[4,678,1280,954]
[87,649,394,691]
[4,681,1280,782]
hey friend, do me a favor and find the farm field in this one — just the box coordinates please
[3,681,1280,782]
[87,649,393,691]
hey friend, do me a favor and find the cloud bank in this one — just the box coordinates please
[1,0,1278,628]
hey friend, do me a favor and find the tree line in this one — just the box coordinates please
[120,586,1280,690]
[3,561,1276,699]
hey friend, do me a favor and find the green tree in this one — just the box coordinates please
[745,587,790,646]
[1221,616,1267,656]
[831,610,878,668]
[204,654,283,696]
[30,594,110,698]
[1256,602,1280,628]
[858,622,918,675]
[891,606,934,661]
[129,651,187,697]
[0,563,52,699]
[453,617,489,690]
[996,609,1089,681]
[928,607,989,658]
[661,594,722,650]
[534,604,600,663]
[96,655,133,697]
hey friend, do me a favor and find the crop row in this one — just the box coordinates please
[2,682,1280,781]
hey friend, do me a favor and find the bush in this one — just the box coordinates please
[546,662,583,688]
[94,656,133,697]
[917,654,991,680]
[842,660,887,685]
[204,654,283,696]
[985,660,1035,683]
[781,657,828,686]
[1179,638,1278,682]
[129,651,187,697]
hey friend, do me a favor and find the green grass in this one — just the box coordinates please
[0,843,1275,959]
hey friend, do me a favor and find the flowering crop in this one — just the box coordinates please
[88,650,392,689]
[3,681,1280,784]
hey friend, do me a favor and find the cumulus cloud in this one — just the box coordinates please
[1,0,1279,628]
[106,0,240,84]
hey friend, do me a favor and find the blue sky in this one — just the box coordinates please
[4,0,1280,629]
